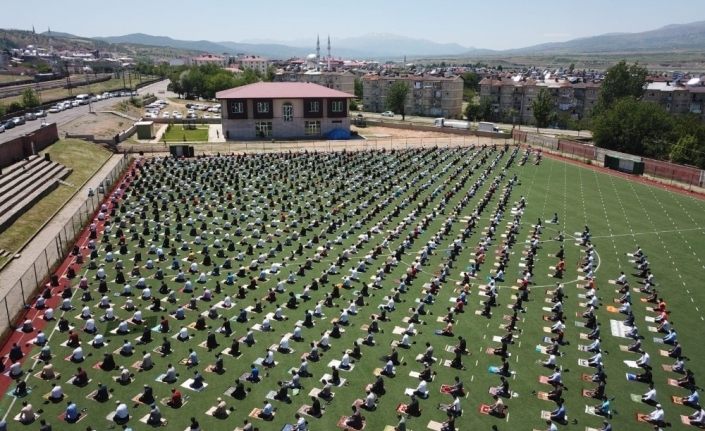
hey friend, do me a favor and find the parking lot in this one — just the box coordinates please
[0,80,168,143]
[142,99,221,120]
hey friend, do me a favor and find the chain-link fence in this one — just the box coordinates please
[119,134,512,155]
[0,155,132,331]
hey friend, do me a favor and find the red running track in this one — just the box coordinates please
[0,158,139,396]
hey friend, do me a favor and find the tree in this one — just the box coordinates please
[386,81,409,120]
[532,88,554,128]
[504,108,519,125]
[462,72,480,91]
[354,78,363,99]
[591,97,673,156]
[464,102,480,121]
[463,88,476,103]
[596,60,648,112]
[264,65,277,82]
[21,88,40,108]
[669,134,701,166]
[476,98,493,121]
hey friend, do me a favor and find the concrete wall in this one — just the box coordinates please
[0,123,59,169]
[364,119,506,139]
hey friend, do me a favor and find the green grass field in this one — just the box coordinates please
[162,126,209,142]
[2,147,704,431]
[0,140,111,267]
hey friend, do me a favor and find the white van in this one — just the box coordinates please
[75,94,90,105]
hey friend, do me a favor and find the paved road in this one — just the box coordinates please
[0,79,169,143]
[360,111,593,138]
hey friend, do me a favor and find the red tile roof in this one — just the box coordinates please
[216,82,353,99]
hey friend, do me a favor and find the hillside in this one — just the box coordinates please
[502,21,705,55]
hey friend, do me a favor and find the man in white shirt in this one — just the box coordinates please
[294,413,307,431]
[642,383,657,403]
[49,384,63,401]
[636,352,651,368]
[646,404,665,426]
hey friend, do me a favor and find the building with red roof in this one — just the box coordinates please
[216,82,353,140]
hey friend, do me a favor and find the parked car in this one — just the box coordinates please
[12,116,25,125]
[162,112,170,118]
[381,111,394,117]
[48,105,61,113]
[4,120,15,129]
[71,101,80,108]
[0,124,5,133]
[35,110,47,118]
[25,112,37,121]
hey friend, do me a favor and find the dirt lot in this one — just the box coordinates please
[60,112,133,139]
[354,125,453,139]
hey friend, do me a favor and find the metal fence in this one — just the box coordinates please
[119,134,514,156]
[0,155,132,332]
[513,130,705,189]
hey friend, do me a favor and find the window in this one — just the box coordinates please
[332,120,342,124]
[308,100,320,113]
[305,120,320,136]
[331,100,343,113]
[231,101,244,114]
[282,103,293,121]
[256,101,270,114]
[255,121,272,137]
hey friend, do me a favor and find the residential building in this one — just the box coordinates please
[362,74,464,118]
[643,81,702,117]
[479,76,600,124]
[274,70,355,95]
[216,82,353,140]
[189,54,227,67]
[238,56,269,75]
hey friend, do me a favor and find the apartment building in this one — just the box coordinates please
[274,70,355,95]
[643,81,704,118]
[189,54,227,67]
[238,56,269,75]
[479,76,600,124]
[362,74,464,118]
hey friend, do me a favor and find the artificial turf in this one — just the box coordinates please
[1,146,704,431]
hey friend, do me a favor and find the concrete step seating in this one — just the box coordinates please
[0,156,72,232]
[0,161,65,209]
[0,155,44,190]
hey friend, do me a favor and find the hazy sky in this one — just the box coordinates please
[1,0,703,50]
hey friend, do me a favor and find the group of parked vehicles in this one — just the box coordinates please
[143,101,221,120]
[0,90,137,134]
[0,109,47,133]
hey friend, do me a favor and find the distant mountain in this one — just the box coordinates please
[12,21,705,61]
[94,33,230,55]
[217,41,311,58]
[331,33,473,58]
[506,21,705,55]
